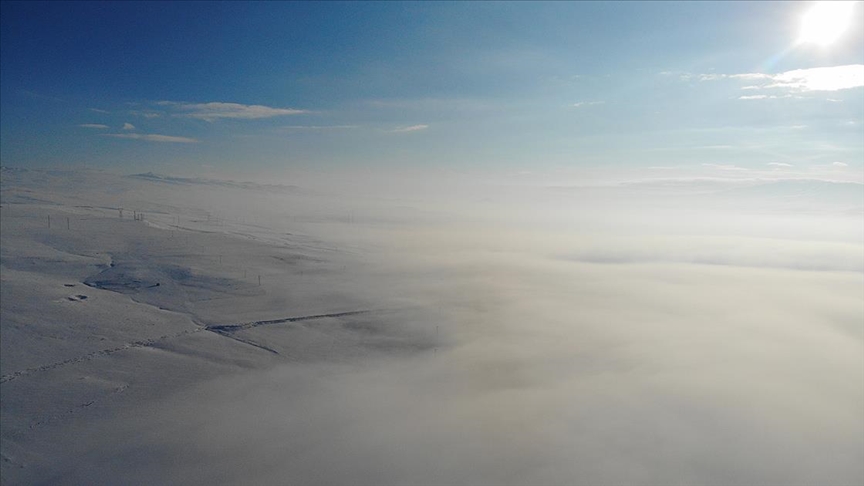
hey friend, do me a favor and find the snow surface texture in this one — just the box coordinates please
[1,167,862,485]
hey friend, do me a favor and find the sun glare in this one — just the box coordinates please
[798,1,856,46]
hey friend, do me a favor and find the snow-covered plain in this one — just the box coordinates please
[1,167,862,485]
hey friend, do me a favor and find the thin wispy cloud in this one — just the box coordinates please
[104,133,199,143]
[833,161,848,167]
[728,73,772,81]
[737,94,796,100]
[702,163,748,171]
[130,110,161,119]
[89,108,110,114]
[281,125,358,130]
[768,162,793,168]
[390,124,429,133]
[160,101,309,122]
[571,101,604,108]
[696,74,725,81]
[122,122,135,130]
[79,124,109,129]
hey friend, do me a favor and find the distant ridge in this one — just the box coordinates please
[128,172,303,194]
[547,177,863,213]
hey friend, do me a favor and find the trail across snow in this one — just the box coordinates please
[0,309,394,384]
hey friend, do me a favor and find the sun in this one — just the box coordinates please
[798,1,856,46]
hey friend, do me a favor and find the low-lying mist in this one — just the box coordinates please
[4,168,862,485]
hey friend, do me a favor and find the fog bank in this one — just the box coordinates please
[2,168,862,485]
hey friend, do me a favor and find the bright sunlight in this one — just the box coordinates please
[798,1,856,46]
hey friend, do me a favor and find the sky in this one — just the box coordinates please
[1,1,862,184]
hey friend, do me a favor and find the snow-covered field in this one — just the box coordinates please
[1,167,862,485]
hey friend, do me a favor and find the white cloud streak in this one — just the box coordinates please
[79,124,109,129]
[280,125,358,130]
[122,123,135,130]
[130,110,162,119]
[766,65,864,92]
[702,163,748,171]
[161,101,309,122]
[701,65,864,93]
[104,133,199,143]
[728,73,773,81]
[390,124,429,133]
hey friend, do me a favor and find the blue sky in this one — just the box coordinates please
[1,1,861,182]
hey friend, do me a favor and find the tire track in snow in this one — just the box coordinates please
[205,309,376,333]
[202,309,382,356]
[0,309,388,384]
